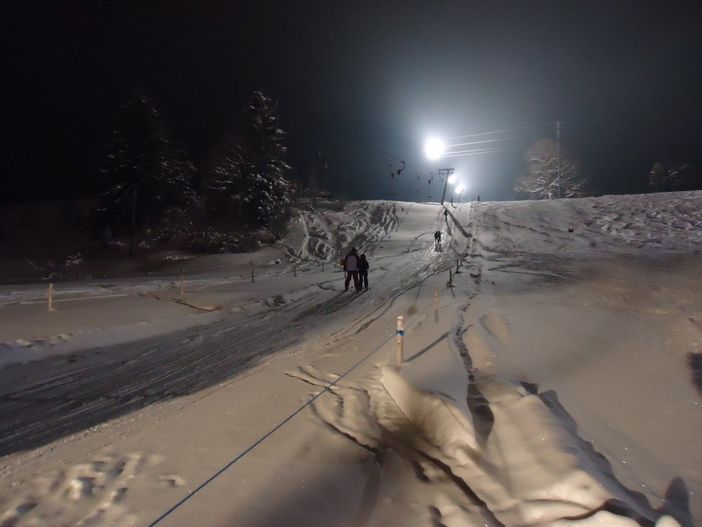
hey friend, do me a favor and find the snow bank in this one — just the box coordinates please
[476,191,702,257]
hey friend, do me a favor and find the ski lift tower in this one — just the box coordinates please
[424,138,454,205]
[438,168,455,205]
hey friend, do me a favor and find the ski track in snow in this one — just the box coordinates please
[477,192,702,257]
[289,197,694,526]
[290,271,686,526]
[0,202,442,459]
[0,451,182,527]
[1,195,700,526]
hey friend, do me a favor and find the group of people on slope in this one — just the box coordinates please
[343,247,369,292]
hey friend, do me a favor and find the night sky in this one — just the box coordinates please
[3,1,701,205]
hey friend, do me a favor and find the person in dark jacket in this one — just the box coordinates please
[343,247,360,291]
[358,254,369,291]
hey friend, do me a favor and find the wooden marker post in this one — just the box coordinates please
[434,287,439,322]
[48,283,55,312]
[251,263,255,284]
[396,315,405,366]
[180,269,185,297]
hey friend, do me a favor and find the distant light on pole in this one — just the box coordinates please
[456,184,466,202]
[424,138,446,160]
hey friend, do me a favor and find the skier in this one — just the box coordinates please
[343,247,360,291]
[358,254,369,291]
[434,230,442,243]
[444,209,448,222]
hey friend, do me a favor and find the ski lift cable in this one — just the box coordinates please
[147,330,397,526]
[306,110,561,176]
[300,109,411,166]
[322,138,405,165]
[342,134,405,164]
[320,121,409,165]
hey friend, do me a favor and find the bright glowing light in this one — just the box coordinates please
[447,174,457,185]
[455,184,466,194]
[424,138,446,160]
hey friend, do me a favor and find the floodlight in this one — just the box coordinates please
[424,138,446,160]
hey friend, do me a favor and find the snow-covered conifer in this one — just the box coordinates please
[99,93,196,250]
[207,91,293,234]
[648,162,700,192]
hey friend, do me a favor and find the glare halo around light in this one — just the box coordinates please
[447,174,457,185]
[424,138,446,160]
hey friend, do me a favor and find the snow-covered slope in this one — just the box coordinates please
[0,193,700,527]
[478,191,702,256]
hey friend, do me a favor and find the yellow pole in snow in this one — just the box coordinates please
[48,283,55,312]
[395,315,405,366]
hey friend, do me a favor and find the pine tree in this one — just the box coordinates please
[648,162,700,192]
[514,138,589,200]
[204,134,243,220]
[100,94,195,254]
[648,162,669,192]
[208,91,293,234]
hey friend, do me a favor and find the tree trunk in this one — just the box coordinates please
[129,187,137,257]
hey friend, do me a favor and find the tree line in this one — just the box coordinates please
[98,90,293,255]
[99,89,701,247]
[513,138,702,201]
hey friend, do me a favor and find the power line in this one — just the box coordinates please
[443,145,524,158]
[300,111,563,189]
[448,122,556,141]
[446,131,548,149]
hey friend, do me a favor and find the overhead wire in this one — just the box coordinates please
[448,122,557,141]
[446,131,550,149]
[302,105,558,168]
[443,145,525,158]
[441,122,559,159]
[301,112,561,185]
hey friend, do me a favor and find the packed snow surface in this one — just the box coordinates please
[0,193,700,527]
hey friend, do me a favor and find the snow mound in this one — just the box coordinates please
[291,365,679,526]
[476,191,702,257]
